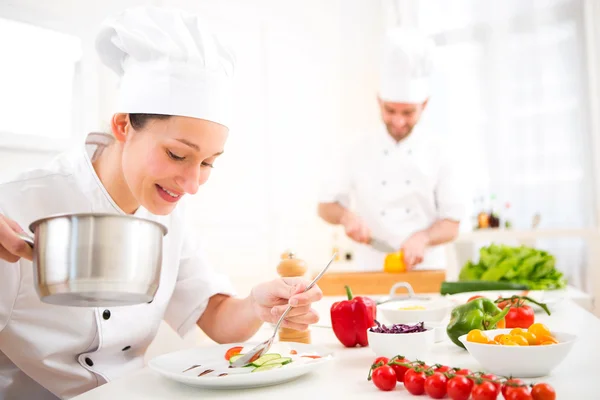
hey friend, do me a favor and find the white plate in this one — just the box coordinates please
[445,289,566,313]
[148,342,333,389]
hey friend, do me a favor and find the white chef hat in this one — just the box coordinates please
[379,27,435,104]
[95,6,235,128]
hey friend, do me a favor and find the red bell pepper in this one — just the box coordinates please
[330,285,377,347]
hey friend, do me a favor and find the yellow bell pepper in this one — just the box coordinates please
[384,251,406,273]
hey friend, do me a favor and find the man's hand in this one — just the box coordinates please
[401,231,430,270]
[340,210,371,244]
[250,277,323,331]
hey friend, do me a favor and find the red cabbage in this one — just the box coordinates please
[369,320,427,334]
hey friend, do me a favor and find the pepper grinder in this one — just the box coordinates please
[276,251,311,344]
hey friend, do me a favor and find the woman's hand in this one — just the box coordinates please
[0,214,32,262]
[250,277,323,331]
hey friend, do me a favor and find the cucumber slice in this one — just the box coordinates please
[262,357,292,366]
[228,354,245,365]
[252,363,283,373]
[251,353,281,367]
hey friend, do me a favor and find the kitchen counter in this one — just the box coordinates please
[73,293,599,400]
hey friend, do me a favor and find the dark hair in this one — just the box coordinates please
[129,113,171,130]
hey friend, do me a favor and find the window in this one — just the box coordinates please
[0,17,82,148]
[414,0,594,289]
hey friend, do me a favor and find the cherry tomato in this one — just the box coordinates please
[497,297,520,309]
[502,379,525,398]
[528,322,551,338]
[447,376,473,400]
[372,357,389,366]
[497,334,514,345]
[505,304,535,329]
[404,368,426,395]
[515,331,538,345]
[480,373,501,393]
[389,357,410,382]
[224,346,243,361]
[471,381,499,400]
[467,329,489,344]
[511,334,530,346]
[371,365,396,391]
[290,349,297,355]
[506,386,533,400]
[468,295,485,302]
[433,364,451,373]
[455,368,472,376]
[531,383,556,400]
[536,335,559,345]
[424,372,448,399]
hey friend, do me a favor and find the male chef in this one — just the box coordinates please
[318,27,466,271]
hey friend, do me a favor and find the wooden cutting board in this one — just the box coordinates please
[312,270,446,296]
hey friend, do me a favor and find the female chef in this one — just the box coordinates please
[318,27,466,272]
[0,6,321,399]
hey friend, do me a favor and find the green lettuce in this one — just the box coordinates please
[457,244,567,290]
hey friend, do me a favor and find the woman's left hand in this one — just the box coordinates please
[250,277,323,331]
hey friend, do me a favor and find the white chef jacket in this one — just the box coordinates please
[320,125,466,271]
[0,133,235,399]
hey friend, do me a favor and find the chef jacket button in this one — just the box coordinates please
[383,149,389,155]
[381,180,386,186]
[85,357,94,367]
[407,149,412,155]
[102,310,111,320]
[406,180,411,185]
[381,210,386,216]
[406,208,410,214]
[122,345,131,351]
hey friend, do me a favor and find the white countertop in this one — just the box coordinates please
[73,292,600,400]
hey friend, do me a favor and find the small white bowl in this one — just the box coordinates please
[423,321,447,343]
[459,328,577,378]
[367,327,435,360]
[378,299,452,324]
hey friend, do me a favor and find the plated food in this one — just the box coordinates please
[148,342,333,389]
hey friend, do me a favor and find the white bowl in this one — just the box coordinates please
[424,321,447,343]
[459,329,577,378]
[367,327,435,360]
[378,298,452,324]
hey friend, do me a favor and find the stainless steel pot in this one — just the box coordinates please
[18,213,168,307]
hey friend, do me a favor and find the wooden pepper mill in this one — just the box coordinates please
[276,251,311,344]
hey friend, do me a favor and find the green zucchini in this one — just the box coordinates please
[262,357,292,366]
[250,353,281,367]
[440,280,529,295]
[252,363,283,373]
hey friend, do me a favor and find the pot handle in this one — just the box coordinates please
[17,232,34,248]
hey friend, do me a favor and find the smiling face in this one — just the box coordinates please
[107,113,228,215]
[378,98,428,142]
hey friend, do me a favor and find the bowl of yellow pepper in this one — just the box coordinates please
[458,325,577,378]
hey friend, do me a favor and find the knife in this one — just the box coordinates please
[369,237,397,253]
